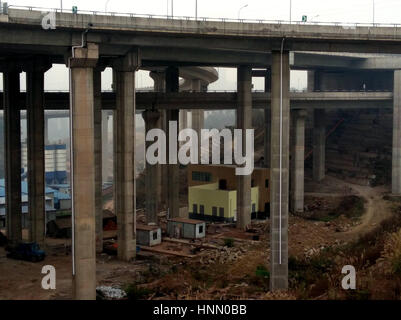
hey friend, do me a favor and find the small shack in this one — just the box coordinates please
[167,217,206,239]
[137,224,161,247]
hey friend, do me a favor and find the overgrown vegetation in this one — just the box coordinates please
[308,195,365,222]
[124,284,152,300]
[223,238,235,248]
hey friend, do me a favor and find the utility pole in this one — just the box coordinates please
[195,0,197,20]
[289,0,292,23]
[171,0,174,18]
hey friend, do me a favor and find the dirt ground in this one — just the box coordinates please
[0,175,397,300]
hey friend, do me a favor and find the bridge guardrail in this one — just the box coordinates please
[4,4,401,29]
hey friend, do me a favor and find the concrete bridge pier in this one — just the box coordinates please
[236,66,252,230]
[270,50,290,291]
[313,109,326,182]
[68,43,99,300]
[144,110,161,223]
[113,51,139,262]
[393,70,401,194]
[190,79,204,162]
[2,62,22,246]
[94,66,105,253]
[264,70,271,167]
[290,109,307,213]
[150,71,166,209]
[25,57,51,247]
[102,111,109,183]
[165,66,180,218]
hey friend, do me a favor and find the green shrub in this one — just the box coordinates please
[124,284,151,300]
[223,238,235,248]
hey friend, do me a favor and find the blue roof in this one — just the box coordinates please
[45,144,67,150]
[55,191,71,200]
[0,179,63,196]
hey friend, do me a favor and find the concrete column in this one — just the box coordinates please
[3,63,22,245]
[166,66,180,218]
[190,79,203,162]
[102,111,109,183]
[290,110,307,213]
[26,58,51,246]
[236,66,252,230]
[150,71,166,208]
[94,67,105,254]
[264,71,271,167]
[113,51,140,261]
[313,109,326,182]
[45,116,49,145]
[270,50,290,291]
[393,70,401,194]
[68,43,99,300]
[143,110,161,223]
[307,70,315,92]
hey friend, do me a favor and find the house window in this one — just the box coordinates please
[212,207,217,216]
[251,179,255,187]
[219,207,224,217]
[192,171,212,182]
[200,205,204,215]
[152,231,158,240]
[252,203,256,213]
[219,179,227,190]
[198,225,203,234]
[193,204,198,214]
[265,179,269,188]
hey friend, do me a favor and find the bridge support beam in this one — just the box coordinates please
[144,110,161,223]
[94,67,105,253]
[290,110,307,213]
[68,43,99,300]
[26,58,51,247]
[166,66,180,218]
[270,50,290,291]
[313,109,326,182]
[3,63,22,246]
[102,111,109,183]
[113,52,139,261]
[393,70,401,194]
[150,71,166,209]
[190,79,204,162]
[264,70,271,167]
[236,66,252,230]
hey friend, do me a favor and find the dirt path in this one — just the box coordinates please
[325,176,392,239]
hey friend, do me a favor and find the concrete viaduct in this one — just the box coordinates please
[2,7,401,298]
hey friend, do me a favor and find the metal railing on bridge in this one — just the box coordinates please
[4,4,401,29]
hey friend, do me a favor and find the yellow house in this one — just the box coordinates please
[188,164,270,222]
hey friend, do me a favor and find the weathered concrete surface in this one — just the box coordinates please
[264,71,271,167]
[313,109,326,182]
[113,51,139,262]
[150,71,166,209]
[270,50,290,291]
[0,91,393,111]
[7,8,401,54]
[144,110,161,223]
[166,66,180,218]
[290,110,307,213]
[68,43,98,300]
[26,57,51,246]
[93,67,104,253]
[393,70,401,194]
[3,64,22,246]
[236,65,252,230]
